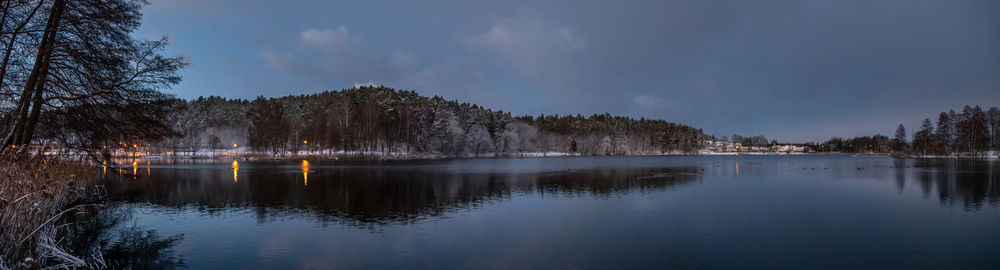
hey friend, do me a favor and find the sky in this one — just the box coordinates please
[136,0,1000,142]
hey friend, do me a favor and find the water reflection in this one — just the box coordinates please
[78,207,186,269]
[98,227,185,269]
[301,160,309,186]
[894,158,906,193]
[232,160,239,183]
[91,157,1000,269]
[99,157,1000,223]
[102,165,701,225]
[907,158,1000,210]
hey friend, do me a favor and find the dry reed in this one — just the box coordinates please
[0,152,104,269]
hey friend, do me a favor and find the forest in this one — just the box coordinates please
[159,86,708,158]
[810,106,1000,156]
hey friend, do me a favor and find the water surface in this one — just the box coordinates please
[96,156,1000,269]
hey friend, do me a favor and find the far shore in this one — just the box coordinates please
[76,150,997,165]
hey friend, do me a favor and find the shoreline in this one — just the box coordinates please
[31,145,1000,164]
[23,149,1000,171]
[95,151,997,164]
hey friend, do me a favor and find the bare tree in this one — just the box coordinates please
[2,0,184,152]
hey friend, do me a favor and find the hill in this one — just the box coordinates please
[161,86,707,157]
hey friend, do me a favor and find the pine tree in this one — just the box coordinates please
[988,107,1000,152]
[912,119,934,156]
[892,124,907,152]
[935,112,953,154]
[895,124,906,143]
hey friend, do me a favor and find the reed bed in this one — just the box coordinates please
[1,153,104,269]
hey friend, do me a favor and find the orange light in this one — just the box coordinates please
[303,140,308,144]
[301,160,310,186]
[232,161,239,183]
[233,144,238,148]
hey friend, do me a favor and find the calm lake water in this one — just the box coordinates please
[94,156,1000,269]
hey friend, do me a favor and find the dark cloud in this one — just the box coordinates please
[139,0,1000,141]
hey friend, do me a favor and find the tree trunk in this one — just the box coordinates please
[12,0,65,146]
[3,65,38,146]
[4,1,63,147]
[4,3,51,147]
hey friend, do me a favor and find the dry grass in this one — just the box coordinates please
[0,153,104,269]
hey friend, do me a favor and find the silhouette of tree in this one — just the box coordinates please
[1,0,184,152]
[246,97,289,154]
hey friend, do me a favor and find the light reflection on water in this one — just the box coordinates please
[94,156,1000,269]
[301,160,309,186]
[232,160,239,183]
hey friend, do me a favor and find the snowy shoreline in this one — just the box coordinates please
[37,148,999,164]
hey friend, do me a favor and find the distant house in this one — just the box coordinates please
[771,144,806,152]
[724,143,742,152]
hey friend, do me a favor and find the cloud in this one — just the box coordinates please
[256,27,492,105]
[389,50,415,69]
[633,95,671,111]
[157,0,1000,142]
[258,26,388,84]
[257,49,327,80]
[300,26,352,50]
[457,16,624,114]
[258,50,295,72]
[461,18,585,74]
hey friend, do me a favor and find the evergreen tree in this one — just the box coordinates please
[892,124,907,152]
[988,107,1000,151]
[935,112,953,154]
[912,119,934,156]
[895,124,907,143]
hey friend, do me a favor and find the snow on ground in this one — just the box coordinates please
[31,147,1000,162]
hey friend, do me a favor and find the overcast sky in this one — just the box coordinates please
[136,0,1000,142]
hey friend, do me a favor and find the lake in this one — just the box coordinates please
[93,156,1000,269]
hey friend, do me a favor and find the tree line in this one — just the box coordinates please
[908,106,999,156]
[811,106,1000,156]
[162,86,707,157]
